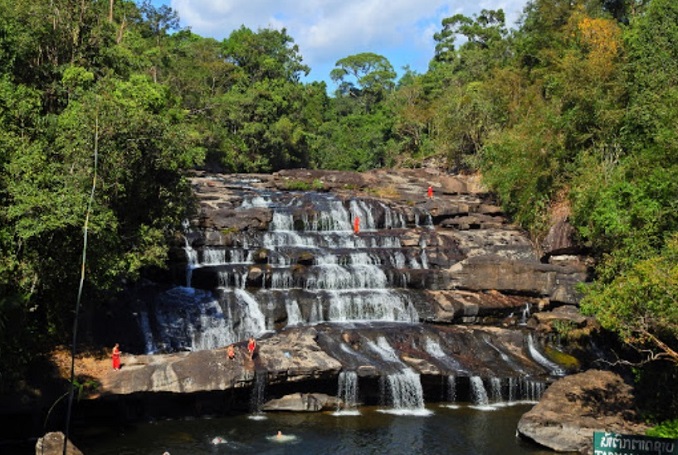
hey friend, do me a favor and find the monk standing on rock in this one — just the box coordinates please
[111,343,121,370]
[247,337,257,360]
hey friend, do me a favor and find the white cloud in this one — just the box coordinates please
[168,0,527,84]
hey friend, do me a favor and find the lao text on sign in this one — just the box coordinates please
[593,431,677,455]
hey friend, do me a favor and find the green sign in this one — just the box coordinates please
[594,432,678,455]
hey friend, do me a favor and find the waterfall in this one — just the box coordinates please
[248,371,268,420]
[367,336,402,365]
[183,238,198,287]
[508,377,517,403]
[418,238,429,269]
[327,290,418,323]
[334,371,360,416]
[490,377,503,403]
[379,371,430,416]
[444,375,460,409]
[350,199,376,230]
[498,376,546,404]
[189,298,231,351]
[285,299,303,326]
[520,303,531,325]
[366,337,431,416]
[469,376,492,410]
[379,202,406,229]
[424,337,464,372]
[309,298,324,323]
[201,247,226,265]
[484,337,526,375]
[230,289,267,339]
[137,310,157,354]
[527,333,566,376]
[152,287,228,352]
[240,194,272,208]
[519,377,546,403]
[153,189,431,356]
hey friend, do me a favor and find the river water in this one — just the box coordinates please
[76,404,553,455]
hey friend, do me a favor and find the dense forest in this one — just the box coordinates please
[0,0,676,432]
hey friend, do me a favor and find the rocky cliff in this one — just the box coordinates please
[87,168,620,453]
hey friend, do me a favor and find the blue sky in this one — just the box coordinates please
[151,1,529,88]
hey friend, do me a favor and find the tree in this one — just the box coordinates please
[330,53,396,113]
[432,9,509,81]
[222,26,309,84]
[580,234,678,364]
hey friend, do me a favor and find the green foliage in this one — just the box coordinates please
[282,179,312,191]
[580,234,678,363]
[331,53,396,113]
[222,26,310,83]
[551,320,578,339]
[434,9,507,64]
[281,179,325,192]
[647,419,678,439]
[479,95,562,232]
[624,0,678,155]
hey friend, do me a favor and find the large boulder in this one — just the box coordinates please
[517,370,649,454]
[426,289,536,323]
[448,255,586,304]
[101,328,343,395]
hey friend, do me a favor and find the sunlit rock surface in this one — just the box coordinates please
[517,370,649,454]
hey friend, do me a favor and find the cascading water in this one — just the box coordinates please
[137,311,157,354]
[143,188,430,353]
[367,337,431,416]
[527,333,566,376]
[484,337,526,375]
[134,177,560,422]
[381,371,428,415]
[443,375,460,409]
[424,337,464,372]
[490,377,503,403]
[183,239,198,287]
[520,303,531,325]
[249,372,268,420]
[519,377,546,403]
[469,376,492,410]
[334,371,360,416]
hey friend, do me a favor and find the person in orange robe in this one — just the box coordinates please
[427,185,433,199]
[112,343,121,370]
[353,216,360,234]
[247,337,257,360]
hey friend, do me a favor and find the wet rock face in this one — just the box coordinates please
[97,169,598,406]
[101,323,552,406]
[178,169,589,332]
